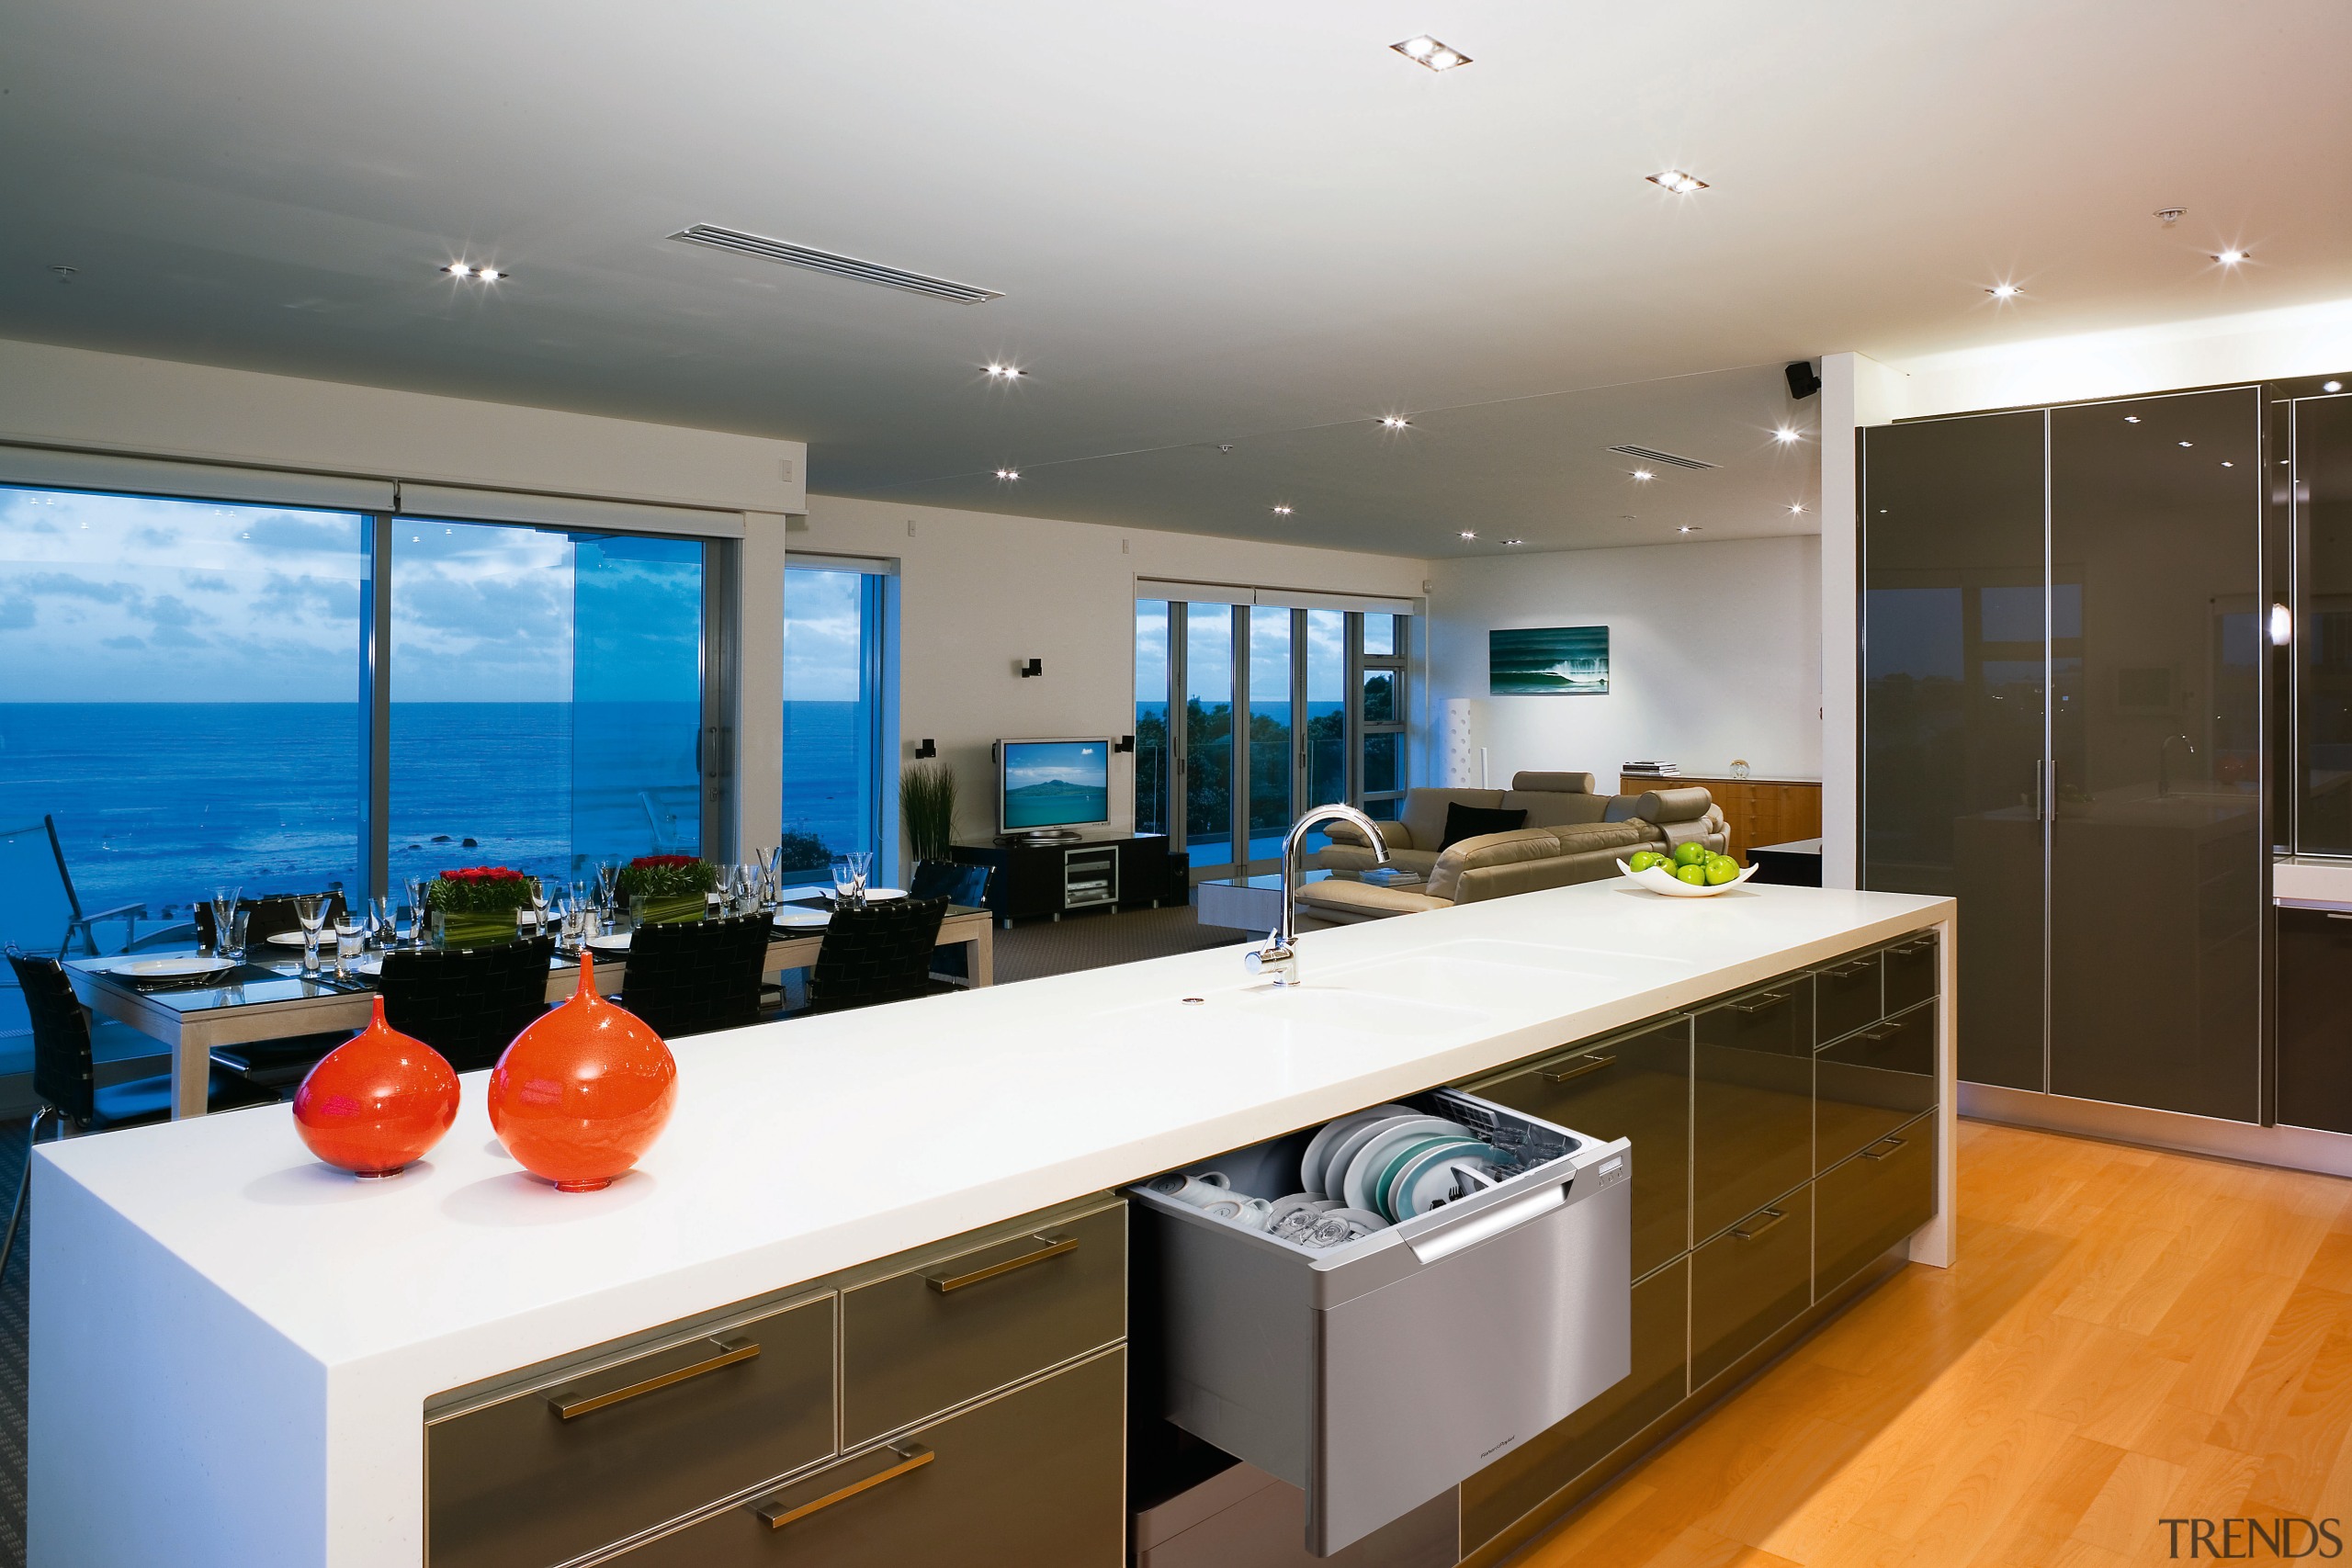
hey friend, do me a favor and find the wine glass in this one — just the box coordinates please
[209,885,242,959]
[595,861,621,919]
[293,893,326,976]
[830,855,858,908]
[332,909,362,980]
[526,875,550,936]
[847,851,874,904]
[404,877,429,946]
[759,845,783,906]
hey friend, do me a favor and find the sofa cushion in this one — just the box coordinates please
[1439,802,1527,851]
[1635,786,1714,825]
[1505,790,1610,828]
[1400,789,1503,851]
[1552,820,1664,855]
[1295,880,1449,922]
[1510,771,1598,795]
[1425,827,1570,901]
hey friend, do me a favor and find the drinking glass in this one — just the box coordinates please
[848,851,874,903]
[404,877,429,946]
[759,846,783,906]
[209,885,242,958]
[226,908,250,961]
[526,875,550,936]
[830,855,859,908]
[333,912,362,981]
[293,894,326,976]
[595,862,621,919]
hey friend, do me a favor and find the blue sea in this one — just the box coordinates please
[0,701,870,944]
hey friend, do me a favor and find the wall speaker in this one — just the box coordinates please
[1784,361,1821,400]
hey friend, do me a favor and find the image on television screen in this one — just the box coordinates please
[1003,740,1110,829]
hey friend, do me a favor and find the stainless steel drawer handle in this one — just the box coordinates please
[752,1442,933,1529]
[1860,1136,1908,1162]
[1730,1207,1788,1241]
[1891,936,1938,954]
[924,1232,1076,1293]
[1540,1053,1617,1085]
[1852,1023,1904,1044]
[1821,959,1874,978]
[1724,991,1792,1015]
[545,1335,760,1419]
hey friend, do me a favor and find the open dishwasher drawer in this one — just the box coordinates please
[1129,1089,1631,1556]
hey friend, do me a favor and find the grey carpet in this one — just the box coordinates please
[0,904,1248,1565]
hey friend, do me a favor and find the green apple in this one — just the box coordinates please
[1671,841,1708,868]
[1628,850,1668,873]
[1704,858,1740,886]
[1676,863,1708,886]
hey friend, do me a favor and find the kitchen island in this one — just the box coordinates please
[31,880,1952,1568]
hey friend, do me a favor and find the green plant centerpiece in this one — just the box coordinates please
[426,865,535,948]
[616,854,718,924]
[899,761,959,864]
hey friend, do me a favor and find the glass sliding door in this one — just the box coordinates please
[1246,605,1295,863]
[1305,609,1347,810]
[1861,412,2049,1092]
[782,565,886,875]
[390,519,706,890]
[1184,602,1237,873]
[1135,601,1170,836]
[2047,389,2263,1120]
[1359,614,1407,820]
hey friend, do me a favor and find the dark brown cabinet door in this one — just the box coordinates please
[1815,1000,1937,1172]
[1862,410,2050,1094]
[619,1348,1127,1568]
[1690,1197,1811,1392]
[2295,393,2352,853]
[1473,1019,1690,1277]
[1813,950,1884,1044]
[2278,908,2352,1134]
[1458,1259,1688,1555]
[1815,1114,1936,1296]
[2048,389,2264,1122]
[1693,977,1812,1244]
[1882,931,1939,1015]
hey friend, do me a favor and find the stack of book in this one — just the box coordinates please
[1622,761,1682,778]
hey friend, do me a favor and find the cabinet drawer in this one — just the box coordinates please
[617,1347,1126,1568]
[2277,909,2352,1135]
[1816,1113,1935,1295]
[1815,1000,1937,1172]
[1813,949,1883,1043]
[1690,1195,1810,1391]
[1459,1258,1687,1554]
[1472,1018,1690,1277]
[842,1201,1125,1449]
[427,1292,834,1568]
[1882,931,1939,1015]
[1694,978,1812,1243]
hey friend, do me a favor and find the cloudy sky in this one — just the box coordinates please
[1135,600,1350,707]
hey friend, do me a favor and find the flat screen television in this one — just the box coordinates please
[998,738,1113,833]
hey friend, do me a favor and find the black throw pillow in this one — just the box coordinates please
[1438,803,1528,852]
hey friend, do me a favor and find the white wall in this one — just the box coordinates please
[797,493,1428,847]
[1425,535,1823,791]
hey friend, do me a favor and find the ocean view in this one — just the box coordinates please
[0,701,871,939]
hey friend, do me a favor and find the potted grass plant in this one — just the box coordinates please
[616,854,717,924]
[426,866,535,948]
[899,761,958,864]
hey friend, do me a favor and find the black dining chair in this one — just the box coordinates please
[3,951,277,1280]
[806,897,950,1013]
[615,912,774,1039]
[909,861,989,983]
[376,937,557,1074]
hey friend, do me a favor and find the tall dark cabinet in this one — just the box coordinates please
[1861,389,2267,1122]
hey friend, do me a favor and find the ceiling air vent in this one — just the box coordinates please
[1607,444,1715,471]
[668,224,1002,304]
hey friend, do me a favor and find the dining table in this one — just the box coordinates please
[64,891,995,1119]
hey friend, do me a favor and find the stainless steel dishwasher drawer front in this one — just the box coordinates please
[1132,1090,1632,1557]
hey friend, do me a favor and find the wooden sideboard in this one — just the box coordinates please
[1619,773,1823,864]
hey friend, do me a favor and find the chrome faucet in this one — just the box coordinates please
[2158,734,2197,799]
[1245,803,1390,987]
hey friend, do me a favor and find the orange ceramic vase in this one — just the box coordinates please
[293,996,461,1178]
[489,953,677,1192]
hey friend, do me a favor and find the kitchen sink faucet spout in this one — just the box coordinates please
[1245,804,1390,987]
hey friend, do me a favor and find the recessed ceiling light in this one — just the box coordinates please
[2326,381,2344,392]
[1774,428,1801,445]
[1676,525,1702,535]
[1457,530,1477,540]
[1392,36,1471,72]
[1987,283,2020,299]
[444,262,503,280]
[995,468,1020,479]
[2214,249,2247,265]
[1632,468,1655,481]
[1272,504,1293,516]
[2124,415,2140,423]
[1787,503,1805,514]
[1381,415,1412,430]
[1647,171,1708,194]
[1501,538,1525,547]
[2178,441,2193,448]
[2222,461,2234,468]
[985,363,1023,379]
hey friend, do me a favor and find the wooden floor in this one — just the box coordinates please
[1520,1119,2352,1568]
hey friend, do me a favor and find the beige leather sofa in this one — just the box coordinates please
[1301,772,1727,925]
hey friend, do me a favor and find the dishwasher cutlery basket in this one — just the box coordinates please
[1128,1089,1631,1555]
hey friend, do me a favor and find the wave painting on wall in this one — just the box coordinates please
[1489,626,1610,695]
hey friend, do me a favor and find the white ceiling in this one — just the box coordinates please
[1,0,2346,558]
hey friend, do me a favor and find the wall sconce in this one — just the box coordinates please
[2270,603,2293,647]
[1016,658,1043,678]
[913,738,938,760]
[1114,735,1135,753]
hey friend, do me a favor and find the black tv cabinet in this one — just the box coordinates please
[951,835,1189,926]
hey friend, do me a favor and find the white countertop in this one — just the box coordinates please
[41,880,1947,1377]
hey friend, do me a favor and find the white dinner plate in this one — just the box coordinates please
[584,933,633,954]
[1299,1104,1417,1198]
[1340,1117,1464,1213]
[862,888,907,902]
[110,954,236,981]
[1314,1113,1424,1204]
[1383,1138,1495,1222]
[264,931,317,948]
[774,911,831,931]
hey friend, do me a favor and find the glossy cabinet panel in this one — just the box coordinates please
[617,1348,1126,1568]
[1861,410,2050,1093]
[427,1292,836,1568]
[1693,977,1812,1243]
[2295,394,2352,853]
[842,1201,1125,1449]
[1813,950,1883,1044]
[2048,389,2263,1122]
[1471,1018,1690,1277]
[1458,1259,1688,1555]
[1815,1000,1937,1172]
[2278,908,2352,1134]
[1815,1113,1936,1296]
[1690,1197,1811,1392]
[1882,932,1939,1016]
